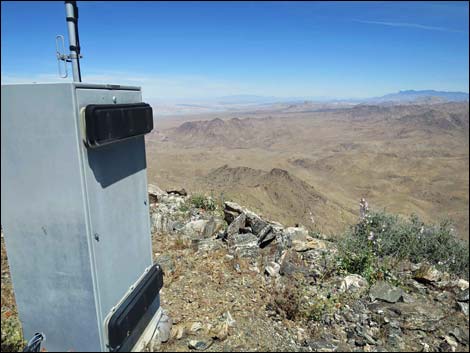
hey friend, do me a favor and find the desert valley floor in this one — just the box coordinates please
[146,102,469,240]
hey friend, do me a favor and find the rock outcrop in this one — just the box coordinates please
[146,189,469,352]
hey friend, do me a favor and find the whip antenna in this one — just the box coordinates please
[56,1,82,81]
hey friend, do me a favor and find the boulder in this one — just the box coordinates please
[394,301,446,331]
[283,226,311,251]
[224,201,244,214]
[257,225,277,248]
[202,217,225,238]
[196,238,224,253]
[229,232,259,258]
[284,226,309,240]
[188,338,213,350]
[226,213,246,237]
[455,279,469,291]
[294,238,327,252]
[369,281,404,303]
[456,288,469,302]
[449,327,469,345]
[413,264,442,284]
[148,184,166,203]
[279,249,307,277]
[183,220,210,238]
[151,213,170,234]
[283,226,327,252]
[340,274,369,294]
[167,188,187,196]
[245,211,268,235]
[229,232,257,247]
[224,209,239,224]
[457,302,469,316]
[306,340,338,352]
[154,310,172,344]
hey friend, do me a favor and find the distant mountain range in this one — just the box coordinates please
[153,90,468,116]
[214,90,469,105]
[368,90,469,103]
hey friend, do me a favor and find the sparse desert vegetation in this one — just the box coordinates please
[147,101,469,240]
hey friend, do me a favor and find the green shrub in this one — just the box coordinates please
[338,210,469,280]
[190,194,216,211]
[179,203,190,212]
[1,315,24,352]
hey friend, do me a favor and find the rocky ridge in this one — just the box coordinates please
[148,185,469,352]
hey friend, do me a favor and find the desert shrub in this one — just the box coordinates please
[270,273,343,322]
[179,202,190,212]
[304,294,340,322]
[272,283,303,320]
[190,194,216,211]
[1,315,24,352]
[338,210,469,280]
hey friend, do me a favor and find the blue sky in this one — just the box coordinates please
[2,1,469,101]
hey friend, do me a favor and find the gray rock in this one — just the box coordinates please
[294,238,327,252]
[224,201,244,214]
[156,310,173,343]
[444,335,459,351]
[413,264,442,283]
[226,213,246,237]
[273,230,292,258]
[283,226,327,252]
[454,279,469,291]
[189,322,203,333]
[235,245,259,259]
[151,212,170,234]
[401,292,415,303]
[188,338,213,350]
[148,184,166,203]
[197,238,224,253]
[170,221,186,232]
[227,233,258,247]
[388,301,445,332]
[229,233,259,258]
[183,219,210,238]
[257,225,277,248]
[166,188,187,196]
[456,288,469,302]
[259,231,277,248]
[457,302,469,316]
[224,209,239,224]
[155,254,175,275]
[369,281,404,303]
[449,327,469,345]
[265,261,280,277]
[307,339,338,352]
[227,233,259,258]
[284,226,309,242]
[339,274,368,294]
[245,211,268,235]
[202,217,225,238]
[356,327,377,345]
[279,249,308,277]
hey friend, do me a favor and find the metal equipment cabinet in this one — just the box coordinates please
[1,83,161,352]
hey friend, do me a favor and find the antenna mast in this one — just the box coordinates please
[64,1,82,82]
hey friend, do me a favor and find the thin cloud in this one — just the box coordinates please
[354,20,467,34]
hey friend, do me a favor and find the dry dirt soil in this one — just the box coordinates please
[146,102,469,240]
